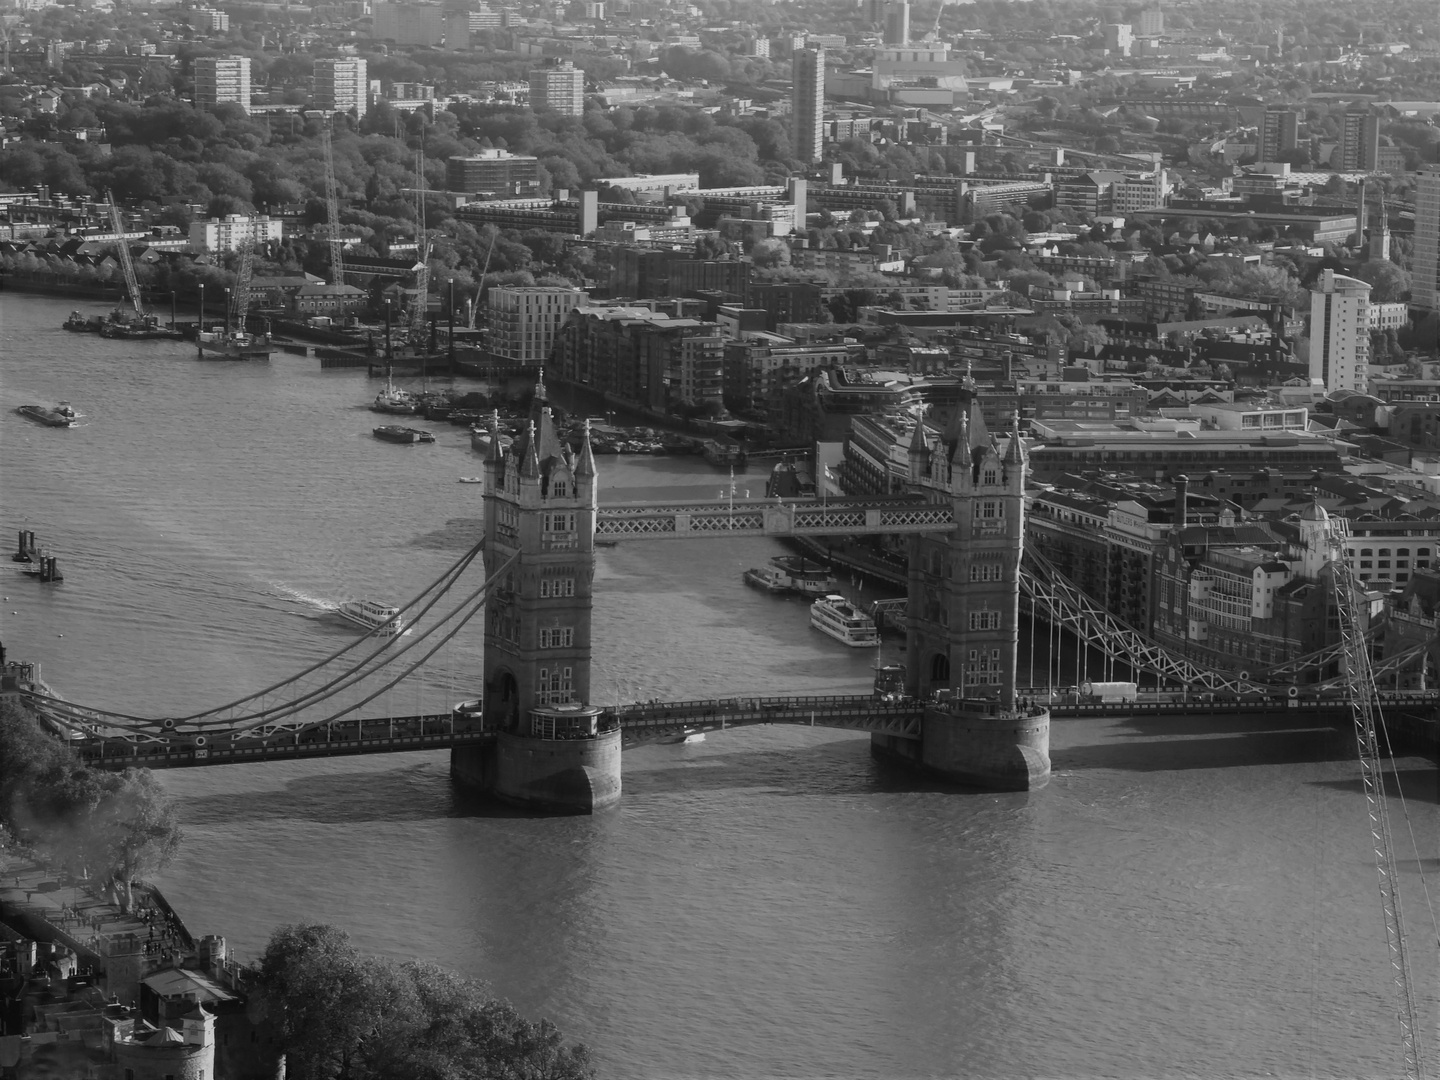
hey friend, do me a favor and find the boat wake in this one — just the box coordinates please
[270,582,339,611]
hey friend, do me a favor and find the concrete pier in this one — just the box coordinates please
[872,704,1051,791]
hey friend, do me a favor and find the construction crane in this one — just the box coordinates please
[228,227,255,335]
[1327,514,1429,1080]
[321,125,345,288]
[467,230,497,331]
[106,190,145,323]
[925,0,947,40]
[408,150,430,346]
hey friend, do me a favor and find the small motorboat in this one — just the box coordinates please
[457,476,484,484]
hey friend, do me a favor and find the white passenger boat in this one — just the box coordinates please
[336,599,405,636]
[810,593,880,647]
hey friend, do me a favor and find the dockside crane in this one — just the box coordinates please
[106,190,145,323]
[321,125,345,288]
[1327,514,1430,1080]
[467,230,497,331]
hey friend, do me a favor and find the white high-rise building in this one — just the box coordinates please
[528,58,585,116]
[1309,269,1371,393]
[1412,164,1440,316]
[193,55,251,114]
[313,58,368,118]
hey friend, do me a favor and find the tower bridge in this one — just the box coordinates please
[15,380,1439,809]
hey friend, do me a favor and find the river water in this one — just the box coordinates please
[3,292,1437,1079]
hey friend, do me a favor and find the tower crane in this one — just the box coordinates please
[467,230,497,331]
[408,150,430,347]
[106,190,145,323]
[926,0,947,41]
[321,125,345,288]
[1327,514,1429,1080]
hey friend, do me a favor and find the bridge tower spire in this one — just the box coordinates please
[453,383,621,812]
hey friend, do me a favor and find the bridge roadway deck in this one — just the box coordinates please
[62,693,1438,770]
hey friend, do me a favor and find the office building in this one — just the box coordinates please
[1337,106,1380,172]
[792,45,825,165]
[446,150,541,196]
[313,58,368,118]
[1309,269,1371,393]
[1259,107,1299,162]
[883,0,909,45]
[193,55,251,114]
[1413,164,1440,315]
[1102,23,1133,56]
[1137,8,1163,36]
[529,58,584,116]
[371,1,445,46]
[487,286,586,364]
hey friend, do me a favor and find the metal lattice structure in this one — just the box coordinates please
[1328,525,1429,1080]
[228,230,255,332]
[321,126,345,287]
[595,496,956,539]
[106,190,144,321]
[408,151,429,345]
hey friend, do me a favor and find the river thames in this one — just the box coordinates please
[3,292,1437,1079]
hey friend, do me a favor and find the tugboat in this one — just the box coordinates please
[16,402,80,428]
[63,311,101,332]
[196,326,275,360]
[372,375,418,414]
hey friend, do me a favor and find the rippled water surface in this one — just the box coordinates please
[3,293,1437,1079]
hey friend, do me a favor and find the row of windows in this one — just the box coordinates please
[539,577,576,598]
[536,666,574,704]
[544,511,576,533]
[969,610,1002,631]
[538,627,575,648]
[1354,547,1431,557]
[970,563,1003,582]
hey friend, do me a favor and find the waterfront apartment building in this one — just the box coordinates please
[313,58,368,118]
[1259,107,1300,162]
[552,304,724,411]
[1308,269,1371,393]
[1413,164,1440,315]
[792,46,825,165]
[371,1,444,45]
[188,214,282,253]
[487,286,587,364]
[529,58,584,116]
[193,55,251,113]
[445,150,541,196]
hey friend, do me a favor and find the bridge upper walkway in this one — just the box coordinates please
[595,495,954,539]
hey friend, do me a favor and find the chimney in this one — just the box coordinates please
[1174,473,1188,528]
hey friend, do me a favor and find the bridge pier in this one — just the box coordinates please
[870,705,1050,790]
[452,726,622,813]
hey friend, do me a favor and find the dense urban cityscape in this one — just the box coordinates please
[2,0,1439,1074]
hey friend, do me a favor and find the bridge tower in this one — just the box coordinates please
[873,395,1050,789]
[450,378,622,812]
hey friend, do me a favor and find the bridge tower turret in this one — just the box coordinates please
[453,381,621,812]
[884,399,1049,789]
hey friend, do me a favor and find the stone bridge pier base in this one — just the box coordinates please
[452,728,622,813]
[872,707,1051,791]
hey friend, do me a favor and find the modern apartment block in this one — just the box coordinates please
[445,150,541,196]
[1308,269,1371,393]
[1336,106,1379,171]
[193,55,251,114]
[1413,164,1440,315]
[529,58,584,116]
[1259,107,1299,162]
[188,214,283,253]
[792,46,825,165]
[487,287,587,364]
[313,58,368,118]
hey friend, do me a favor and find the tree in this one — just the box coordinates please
[255,924,593,1080]
[1355,260,1410,304]
[80,769,182,911]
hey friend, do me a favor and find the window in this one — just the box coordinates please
[1398,548,1411,556]
[977,500,1001,520]
[539,627,574,649]
[982,468,998,485]
[544,511,575,533]
[539,577,575,598]
[552,481,568,498]
[969,610,1001,631]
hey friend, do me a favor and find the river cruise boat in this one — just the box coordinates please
[771,555,838,596]
[336,599,405,636]
[810,594,880,648]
